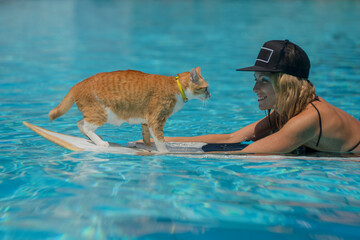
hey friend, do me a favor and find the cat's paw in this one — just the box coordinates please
[157,148,169,153]
[136,151,156,156]
[96,141,109,147]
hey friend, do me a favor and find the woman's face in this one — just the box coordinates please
[253,72,276,110]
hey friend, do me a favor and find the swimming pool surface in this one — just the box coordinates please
[1,0,360,239]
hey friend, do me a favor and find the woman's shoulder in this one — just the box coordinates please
[311,97,359,124]
[301,96,340,120]
[287,101,321,127]
[290,96,360,151]
[288,96,343,132]
[278,106,320,143]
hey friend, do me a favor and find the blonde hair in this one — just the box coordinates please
[271,73,316,129]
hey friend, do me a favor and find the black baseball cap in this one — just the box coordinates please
[236,40,310,79]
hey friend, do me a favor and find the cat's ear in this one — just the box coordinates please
[190,68,200,83]
[196,67,201,75]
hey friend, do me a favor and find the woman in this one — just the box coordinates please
[163,40,360,153]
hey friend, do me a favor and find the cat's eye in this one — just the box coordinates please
[195,87,208,94]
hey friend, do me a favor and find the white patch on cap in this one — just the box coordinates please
[256,47,274,64]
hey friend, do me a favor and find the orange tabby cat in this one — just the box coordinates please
[48,67,210,152]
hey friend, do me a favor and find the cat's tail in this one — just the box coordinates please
[49,91,74,121]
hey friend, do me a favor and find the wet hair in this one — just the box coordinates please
[271,73,316,129]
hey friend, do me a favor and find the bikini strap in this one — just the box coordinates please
[348,141,360,152]
[310,102,322,147]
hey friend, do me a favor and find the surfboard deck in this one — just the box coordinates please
[22,121,225,154]
[23,121,360,160]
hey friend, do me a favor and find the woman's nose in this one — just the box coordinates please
[253,82,260,92]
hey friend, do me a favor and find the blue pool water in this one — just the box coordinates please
[1,0,360,239]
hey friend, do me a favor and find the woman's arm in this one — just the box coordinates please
[226,109,318,154]
[164,113,275,143]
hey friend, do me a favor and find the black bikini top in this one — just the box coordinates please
[309,96,322,147]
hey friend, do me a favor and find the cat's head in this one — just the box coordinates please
[184,67,210,101]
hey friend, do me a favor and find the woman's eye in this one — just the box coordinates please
[260,77,270,83]
[255,76,270,82]
[262,77,270,82]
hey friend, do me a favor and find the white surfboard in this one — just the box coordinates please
[23,121,360,161]
[22,121,212,154]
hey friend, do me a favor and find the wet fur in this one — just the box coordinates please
[48,67,210,152]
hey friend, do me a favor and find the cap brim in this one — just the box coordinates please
[236,66,282,72]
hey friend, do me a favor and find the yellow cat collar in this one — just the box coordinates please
[176,76,188,103]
